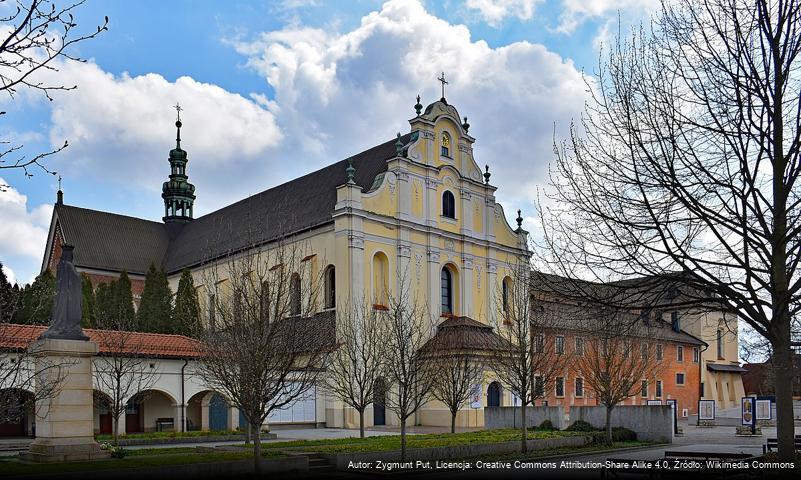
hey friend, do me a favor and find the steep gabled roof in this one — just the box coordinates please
[53,205,170,275]
[44,134,411,276]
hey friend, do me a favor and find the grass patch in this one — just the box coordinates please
[95,430,241,441]
[258,428,587,454]
[0,447,286,477]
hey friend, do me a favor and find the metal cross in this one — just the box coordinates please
[437,72,448,99]
[174,102,183,122]
[58,175,62,191]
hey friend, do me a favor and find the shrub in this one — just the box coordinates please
[611,427,637,442]
[565,420,596,432]
[538,419,556,430]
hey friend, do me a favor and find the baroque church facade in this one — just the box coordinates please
[34,92,744,430]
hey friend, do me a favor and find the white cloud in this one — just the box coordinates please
[2,263,16,285]
[0,178,52,260]
[557,0,658,33]
[465,0,542,26]
[40,61,283,215]
[230,0,588,212]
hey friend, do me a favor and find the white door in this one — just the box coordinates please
[267,386,316,423]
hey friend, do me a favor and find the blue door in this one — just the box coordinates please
[209,394,228,431]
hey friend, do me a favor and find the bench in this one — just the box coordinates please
[155,417,175,432]
[763,435,801,454]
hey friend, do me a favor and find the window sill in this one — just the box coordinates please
[440,216,458,224]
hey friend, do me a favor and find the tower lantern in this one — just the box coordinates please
[161,103,196,223]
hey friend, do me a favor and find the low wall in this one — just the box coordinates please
[568,406,673,443]
[484,406,566,430]
[327,435,591,470]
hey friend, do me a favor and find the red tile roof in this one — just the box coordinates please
[0,324,201,359]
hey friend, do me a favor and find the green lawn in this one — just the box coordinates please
[95,430,241,441]
[0,448,285,477]
[258,428,587,454]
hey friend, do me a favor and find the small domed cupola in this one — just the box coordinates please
[162,103,196,223]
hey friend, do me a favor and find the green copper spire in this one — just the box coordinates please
[162,103,196,223]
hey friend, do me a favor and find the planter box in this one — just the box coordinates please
[325,435,593,470]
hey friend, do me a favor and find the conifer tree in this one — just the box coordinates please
[80,273,96,328]
[137,264,172,333]
[112,272,136,331]
[13,270,55,325]
[94,281,113,325]
[173,269,200,337]
[0,262,16,322]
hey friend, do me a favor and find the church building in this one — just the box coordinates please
[33,88,743,430]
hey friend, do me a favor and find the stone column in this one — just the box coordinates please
[228,406,239,431]
[172,403,185,432]
[25,338,109,462]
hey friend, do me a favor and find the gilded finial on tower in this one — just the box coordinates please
[346,158,356,184]
[174,102,183,149]
[414,94,422,116]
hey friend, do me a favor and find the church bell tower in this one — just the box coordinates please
[161,104,196,223]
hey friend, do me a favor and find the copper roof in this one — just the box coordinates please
[421,316,509,354]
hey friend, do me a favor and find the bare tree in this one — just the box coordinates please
[382,275,436,462]
[573,309,664,445]
[541,0,801,460]
[0,0,107,185]
[196,238,333,475]
[492,262,572,453]
[91,329,160,445]
[323,297,389,438]
[423,339,484,434]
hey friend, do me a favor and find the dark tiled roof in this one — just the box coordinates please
[421,316,509,353]
[707,363,747,373]
[55,205,169,275]
[50,135,410,275]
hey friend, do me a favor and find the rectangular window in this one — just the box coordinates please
[575,378,584,398]
[677,345,684,362]
[656,344,664,361]
[693,347,700,363]
[641,380,648,398]
[676,373,685,385]
[534,334,544,353]
[701,382,705,397]
[534,375,544,398]
[656,380,663,398]
[556,336,565,355]
[641,343,648,360]
[441,145,449,157]
[575,337,584,356]
[555,377,565,397]
[623,339,631,358]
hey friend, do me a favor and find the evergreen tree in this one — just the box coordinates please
[94,281,113,326]
[13,270,55,325]
[111,272,135,330]
[137,264,173,333]
[0,261,16,322]
[80,273,96,328]
[173,269,200,337]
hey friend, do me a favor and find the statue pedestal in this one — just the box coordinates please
[22,338,110,462]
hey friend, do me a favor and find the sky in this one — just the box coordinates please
[0,0,658,286]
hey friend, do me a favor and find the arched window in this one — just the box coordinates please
[487,381,501,407]
[289,273,301,316]
[441,267,453,314]
[442,191,455,219]
[502,276,512,313]
[324,265,336,310]
[372,252,389,307]
[441,132,451,157]
[717,328,723,358]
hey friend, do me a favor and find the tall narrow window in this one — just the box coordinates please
[442,191,455,218]
[534,376,544,397]
[677,345,684,362]
[555,335,565,355]
[289,273,301,316]
[441,267,453,314]
[656,344,663,361]
[208,293,216,331]
[324,265,336,309]
[641,380,648,398]
[555,377,565,397]
[533,334,544,353]
[441,132,451,157]
[575,378,584,398]
[717,328,724,358]
[693,347,700,363]
[656,380,663,397]
[502,276,511,313]
[575,337,584,356]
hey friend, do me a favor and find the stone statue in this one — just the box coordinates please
[39,245,89,341]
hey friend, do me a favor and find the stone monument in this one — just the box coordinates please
[24,245,110,462]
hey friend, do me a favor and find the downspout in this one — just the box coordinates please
[181,358,188,432]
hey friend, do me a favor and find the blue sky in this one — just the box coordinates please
[0,0,655,285]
